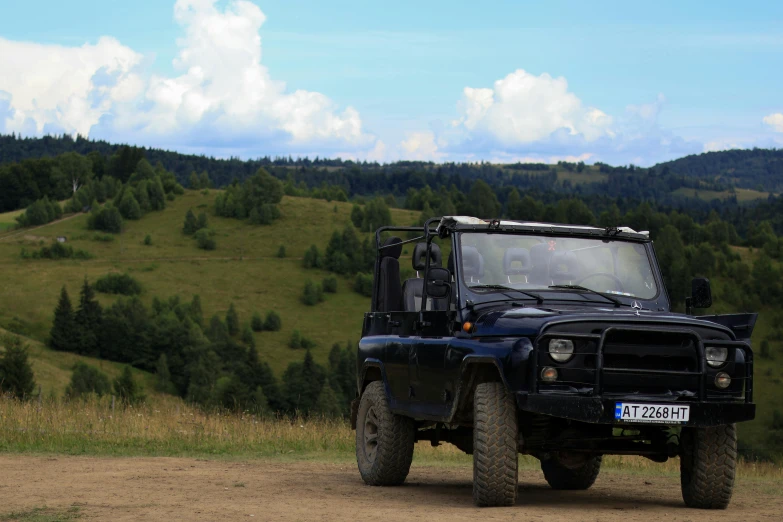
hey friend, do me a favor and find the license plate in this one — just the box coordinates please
[614,402,690,424]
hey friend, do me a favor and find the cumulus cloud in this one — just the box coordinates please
[417,70,701,166]
[764,113,783,132]
[399,131,443,161]
[452,69,613,145]
[0,0,371,156]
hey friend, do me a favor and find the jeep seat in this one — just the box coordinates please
[529,242,554,285]
[503,247,532,283]
[375,236,404,312]
[402,243,446,312]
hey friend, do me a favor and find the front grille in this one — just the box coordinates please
[603,330,698,372]
[601,330,699,396]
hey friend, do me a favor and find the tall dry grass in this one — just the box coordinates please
[1,396,781,480]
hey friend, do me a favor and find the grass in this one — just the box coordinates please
[1,397,780,482]
[0,192,418,376]
[670,186,771,202]
[0,189,781,459]
[0,507,81,522]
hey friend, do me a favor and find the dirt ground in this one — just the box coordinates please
[0,456,779,521]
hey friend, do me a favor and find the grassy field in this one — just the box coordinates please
[1,396,781,480]
[0,190,781,459]
[670,186,771,202]
[0,193,418,376]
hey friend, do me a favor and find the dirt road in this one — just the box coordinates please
[0,456,779,521]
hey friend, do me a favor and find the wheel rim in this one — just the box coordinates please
[364,405,380,464]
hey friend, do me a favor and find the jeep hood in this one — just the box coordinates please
[471,306,757,341]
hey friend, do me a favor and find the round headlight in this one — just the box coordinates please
[549,339,574,363]
[705,347,728,368]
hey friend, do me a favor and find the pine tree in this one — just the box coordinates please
[350,204,364,228]
[155,353,175,394]
[264,311,282,331]
[75,278,102,357]
[135,180,151,211]
[113,366,145,405]
[251,312,264,332]
[189,294,204,327]
[315,379,343,418]
[149,176,166,211]
[241,325,255,349]
[225,303,240,336]
[197,212,209,231]
[207,314,229,344]
[198,171,211,189]
[277,245,286,258]
[183,209,198,235]
[0,336,36,399]
[189,172,200,189]
[50,286,77,352]
[253,386,272,416]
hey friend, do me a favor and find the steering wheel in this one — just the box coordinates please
[574,273,625,293]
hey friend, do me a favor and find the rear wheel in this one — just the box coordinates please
[541,453,602,490]
[680,424,737,509]
[355,381,415,486]
[472,382,518,507]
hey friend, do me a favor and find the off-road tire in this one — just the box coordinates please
[541,455,602,490]
[355,381,415,486]
[680,424,737,509]
[472,382,518,507]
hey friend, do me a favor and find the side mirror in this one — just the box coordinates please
[426,268,451,299]
[690,277,712,309]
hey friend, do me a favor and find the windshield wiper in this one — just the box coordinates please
[547,284,622,307]
[470,284,543,304]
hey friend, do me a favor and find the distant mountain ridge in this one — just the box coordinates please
[656,148,783,192]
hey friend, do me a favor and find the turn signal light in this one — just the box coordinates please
[540,367,558,383]
[462,322,474,333]
[715,372,731,389]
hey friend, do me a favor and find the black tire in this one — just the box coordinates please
[680,424,737,509]
[472,382,518,507]
[355,381,415,486]
[541,455,602,490]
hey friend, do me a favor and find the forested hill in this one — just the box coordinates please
[657,148,783,193]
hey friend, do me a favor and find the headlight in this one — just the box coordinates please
[705,346,728,368]
[549,339,574,363]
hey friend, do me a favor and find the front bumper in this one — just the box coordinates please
[516,392,755,427]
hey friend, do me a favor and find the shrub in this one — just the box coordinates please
[195,229,216,250]
[22,242,93,260]
[251,312,264,332]
[113,366,145,405]
[94,273,142,296]
[277,245,286,258]
[264,311,282,331]
[0,336,36,400]
[322,276,338,293]
[303,245,322,268]
[88,204,123,233]
[92,233,115,242]
[354,273,374,297]
[183,210,199,235]
[143,234,152,246]
[301,280,324,306]
[289,329,315,349]
[65,362,111,399]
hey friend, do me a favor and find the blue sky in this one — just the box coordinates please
[0,0,781,165]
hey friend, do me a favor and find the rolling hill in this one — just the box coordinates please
[0,188,781,459]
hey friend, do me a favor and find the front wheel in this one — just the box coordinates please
[472,382,518,507]
[680,424,737,509]
[355,381,415,486]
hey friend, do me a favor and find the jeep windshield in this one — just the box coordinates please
[458,232,658,300]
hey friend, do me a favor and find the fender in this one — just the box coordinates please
[444,355,509,424]
[357,358,391,396]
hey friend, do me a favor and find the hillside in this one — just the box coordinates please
[0,189,781,458]
[657,148,783,193]
[0,192,417,377]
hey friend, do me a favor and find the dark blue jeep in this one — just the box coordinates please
[353,216,755,508]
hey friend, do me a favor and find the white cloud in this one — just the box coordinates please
[451,69,613,145]
[399,131,443,161]
[763,113,783,133]
[0,0,372,155]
